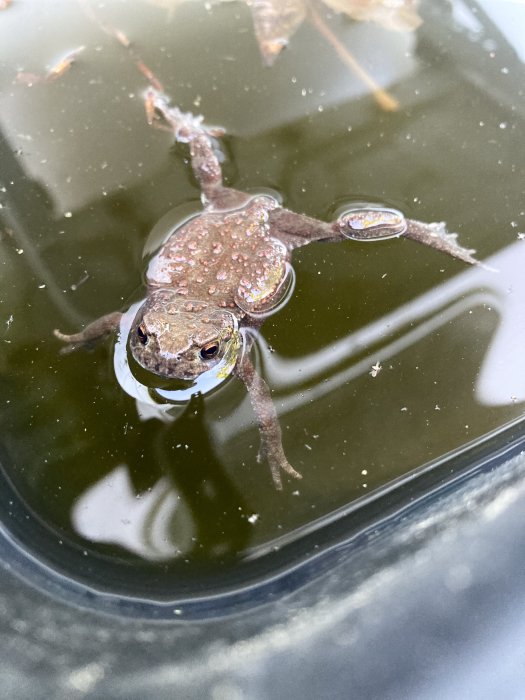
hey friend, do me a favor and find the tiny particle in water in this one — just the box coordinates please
[369,361,382,378]
[64,211,72,218]
[46,46,85,82]
[361,469,368,475]
[247,513,259,524]
[114,29,131,48]
[499,122,507,129]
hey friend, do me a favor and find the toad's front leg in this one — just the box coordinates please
[235,354,302,490]
[269,206,478,266]
[54,311,122,353]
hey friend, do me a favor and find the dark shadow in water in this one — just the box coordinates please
[151,393,252,561]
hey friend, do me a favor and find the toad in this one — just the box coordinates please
[55,91,477,489]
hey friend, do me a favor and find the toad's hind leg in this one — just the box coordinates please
[145,89,227,205]
[269,207,478,265]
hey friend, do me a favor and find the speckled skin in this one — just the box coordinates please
[126,195,288,380]
[55,91,478,489]
[145,195,285,304]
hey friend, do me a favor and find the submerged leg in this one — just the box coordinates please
[235,354,302,490]
[54,311,122,353]
[145,90,226,204]
[269,206,478,266]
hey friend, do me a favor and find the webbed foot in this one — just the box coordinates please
[403,219,478,266]
[257,440,302,491]
[144,89,225,203]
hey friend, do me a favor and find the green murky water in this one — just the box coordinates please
[0,1,524,599]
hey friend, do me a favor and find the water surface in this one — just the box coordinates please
[0,0,524,601]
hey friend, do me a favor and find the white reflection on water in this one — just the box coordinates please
[71,465,194,560]
[119,241,525,438]
[72,242,524,558]
[212,240,525,446]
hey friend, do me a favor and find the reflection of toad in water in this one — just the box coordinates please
[55,91,477,488]
[72,394,252,562]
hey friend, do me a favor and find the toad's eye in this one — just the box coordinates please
[137,324,148,345]
[200,341,220,360]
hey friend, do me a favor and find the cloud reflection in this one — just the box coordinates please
[71,464,194,561]
[212,241,525,447]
